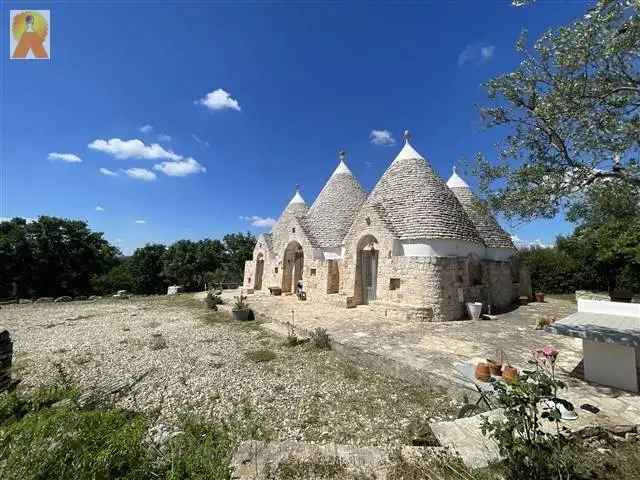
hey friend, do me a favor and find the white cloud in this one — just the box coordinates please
[96,206,105,212]
[89,138,181,161]
[125,168,157,181]
[239,215,277,228]
[157,133,172,142]
[369,130,396,146]
[139,124,153,133]
[135,219,146,224]
[0,216,35,223]
[48,152,82,163]
[192,134,210,148]
[99,167,118,176]
[153,158,206,177]
[196,88,241,111]
[511,235,551,249]
[458,43,496,67]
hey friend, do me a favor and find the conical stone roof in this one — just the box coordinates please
[446,168,515,249]
[367,132,483,244]
[279,186,308,219]
[271,186,308,238]
[305,152,368,248]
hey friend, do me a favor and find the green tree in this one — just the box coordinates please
[221,232,256,284]
[567,180,640,292]
[476,0,640,221]
[91,262,136,296]
[0,216,119,298]
[128,244,167,294]
[0,218,34,298]
[162,240,201,290]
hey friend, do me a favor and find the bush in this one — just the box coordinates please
[481,346,584,480]
[91,263,136,296]
[149,333,168,351]
[310,327,331,350]
[205,291,223,310]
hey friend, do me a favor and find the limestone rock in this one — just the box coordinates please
[35,297,54,303]
[167,285,183,295]
[54,296,73,303]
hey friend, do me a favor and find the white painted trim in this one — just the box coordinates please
[396,239,514,260]
[578,299,640,318]
[322,247,342,260]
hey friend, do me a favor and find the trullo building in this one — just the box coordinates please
[243,131,519,321]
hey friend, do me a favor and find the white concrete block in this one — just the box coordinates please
[583,339,639,392]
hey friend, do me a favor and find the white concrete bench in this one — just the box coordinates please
[549,299,640,392]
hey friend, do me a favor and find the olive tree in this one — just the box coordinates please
[476,0,640,220]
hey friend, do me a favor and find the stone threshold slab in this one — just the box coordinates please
[230,439,444,480]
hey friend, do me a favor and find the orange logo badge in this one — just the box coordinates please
[10,10,50,60]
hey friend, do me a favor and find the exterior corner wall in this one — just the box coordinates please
[243,260,254,289]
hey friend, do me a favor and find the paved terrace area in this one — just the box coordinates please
[222,290,640,430]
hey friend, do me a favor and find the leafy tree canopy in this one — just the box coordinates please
[0,216,119,298]
[476,0,640,221]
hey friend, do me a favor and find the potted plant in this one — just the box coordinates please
[232,294,253,321]
[487,349,504,376]
[502,365,519,384]
[475,362,491,382]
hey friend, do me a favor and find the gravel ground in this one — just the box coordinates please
[0,295,457,446]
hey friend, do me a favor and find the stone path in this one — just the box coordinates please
[228,291,640,467]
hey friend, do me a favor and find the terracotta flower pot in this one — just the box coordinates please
[475,362,491,382]
[489,362,502,377]
[535,292,545,303]
[502,366,519,384]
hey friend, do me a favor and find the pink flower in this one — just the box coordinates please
[542,345,559,359]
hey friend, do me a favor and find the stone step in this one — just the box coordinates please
[230,440,444,480]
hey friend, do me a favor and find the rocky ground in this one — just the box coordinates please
[0,294,457,447]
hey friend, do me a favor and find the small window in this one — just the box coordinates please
[274,267,278,273]
[365,217,371,226]
[389,278,401,290]
[310,268,317,276]
[292,227,296,233]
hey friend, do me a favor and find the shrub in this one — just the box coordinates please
[481,346,583,480]
[310,327,331,350]
[232,294,249,312]
[205,291,223,310]
[149,333,168,351]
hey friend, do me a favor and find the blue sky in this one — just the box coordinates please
[1,1,588,254]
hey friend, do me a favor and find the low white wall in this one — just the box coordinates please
[578,299,640,318]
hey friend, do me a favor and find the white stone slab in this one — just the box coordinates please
[584,339,639,392]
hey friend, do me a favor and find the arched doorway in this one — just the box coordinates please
[254,253,264,290]
[282,241,304,293]
[355,235,379,304]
